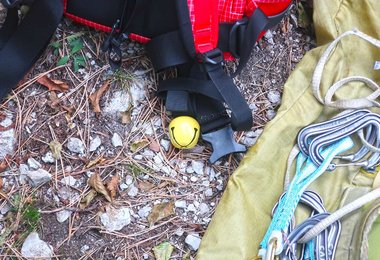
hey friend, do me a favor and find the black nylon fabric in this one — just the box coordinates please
[0,0,63,100]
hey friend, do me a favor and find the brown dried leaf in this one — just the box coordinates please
[37,75,69,92]
[138,181,155,191]
[88,173,112,202]
[120,110,132,124]
[106,175,120,200]
[147,201,174,226]
[148,136,160,152]
[86,156,105,168]
[0,178,3,189]
[89,80,110,113]
[80,189,98,209]
[130,140,149,152]
[48,91,61,108]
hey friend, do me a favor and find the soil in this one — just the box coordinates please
[0,5,314,260]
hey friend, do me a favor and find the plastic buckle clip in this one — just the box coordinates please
[229,17,248,58]
[197,48,223,65]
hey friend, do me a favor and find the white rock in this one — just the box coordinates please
[100,206,131,231]
[187,204,196,212]
[80,245,90,254]
[241,137,257,147]
[192,161,204,175]
[23,168,52,187]
[60,176,77,187]
[130,81,146,106]
[208,168,216,182]
[19,164,29,184]
[202,180,210,187]
[138,206,152,218]
[67,137,85,154]
[133,154,143,160]
[21,232,53,259]
[103,90,131,114]
[266,110,276,120]
[199,203,210,215]
[42,152,55,163]
[0,128,15,160]
[125,175,133,185]
[153,154,163,165]
[142,149,155,159]
[127,185,138,197]
[160,139,171,152]
[27,158,41,170]
[0,204,10,215]
[89,136,102,152]
[119,183,129,190]
[186,166,195,174]
[264,30,273,39]
[249,103,258,111]
[56,210,72,223]
[175,200,187,209]
[204,188,213,197]
[58,186,80,202]
[190,176,198,182]
[112,133,123,147]
[175,228,184,236]
[267,90,281,104]
[185,234,202,251]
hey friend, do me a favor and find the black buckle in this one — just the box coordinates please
[197,48,223,65]
[1,0,23,8]
[229,17,248,58]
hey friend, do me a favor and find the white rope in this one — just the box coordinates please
[298,188,380,243]
[312,29,380,109]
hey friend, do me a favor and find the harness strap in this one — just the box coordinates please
[312,29,380,109]
[0,0,63,100]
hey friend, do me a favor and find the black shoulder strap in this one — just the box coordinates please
[0,0,63,100]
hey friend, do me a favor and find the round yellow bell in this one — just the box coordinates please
[169,116,200,149]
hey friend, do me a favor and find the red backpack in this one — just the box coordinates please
[1,0,292,162]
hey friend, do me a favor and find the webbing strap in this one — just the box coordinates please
[0,0,63,100]
[312,29,380,109]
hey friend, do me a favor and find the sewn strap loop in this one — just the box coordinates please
[312,29,380,109]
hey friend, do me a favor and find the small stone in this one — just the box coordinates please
[104,90,131,114]
[187,204,196,212]
[21,232,53,259]
[127,185,138,197]
[175,200,187,209]
[267,90,281,104]
[120,183,129,190]
[100,206,131,231]
[138,206,152,218]
[143,253,149,260]
[266,110,276,120]
[264,30,273,39]
[186,166,195,174]
[191,161,204,175]
[23,168,52,187]
[125,175,133,185]
[60,176,77,187]
[67,137,85,154]
[190,176,198,182]
[249,103,258,111]
[58,186,80,202]
[204,188,213,197]
[56,210,72,223]
[241,137,257,147]
[199,203,210,215]
[0,128,15,160]
[0,204,10,215]
[185,234,202,251]
[153,154,163,165]
[80,245,90,254]
[202,180,210,187]
[42,152,55,163]
[160,139,171,152]
[133,154,143,160]
[245,130,256,138]
[175,228,184,236]
[89,136,102,152]
[27,158,41,170]
[112,133,123,147]
[208,168,216,182]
